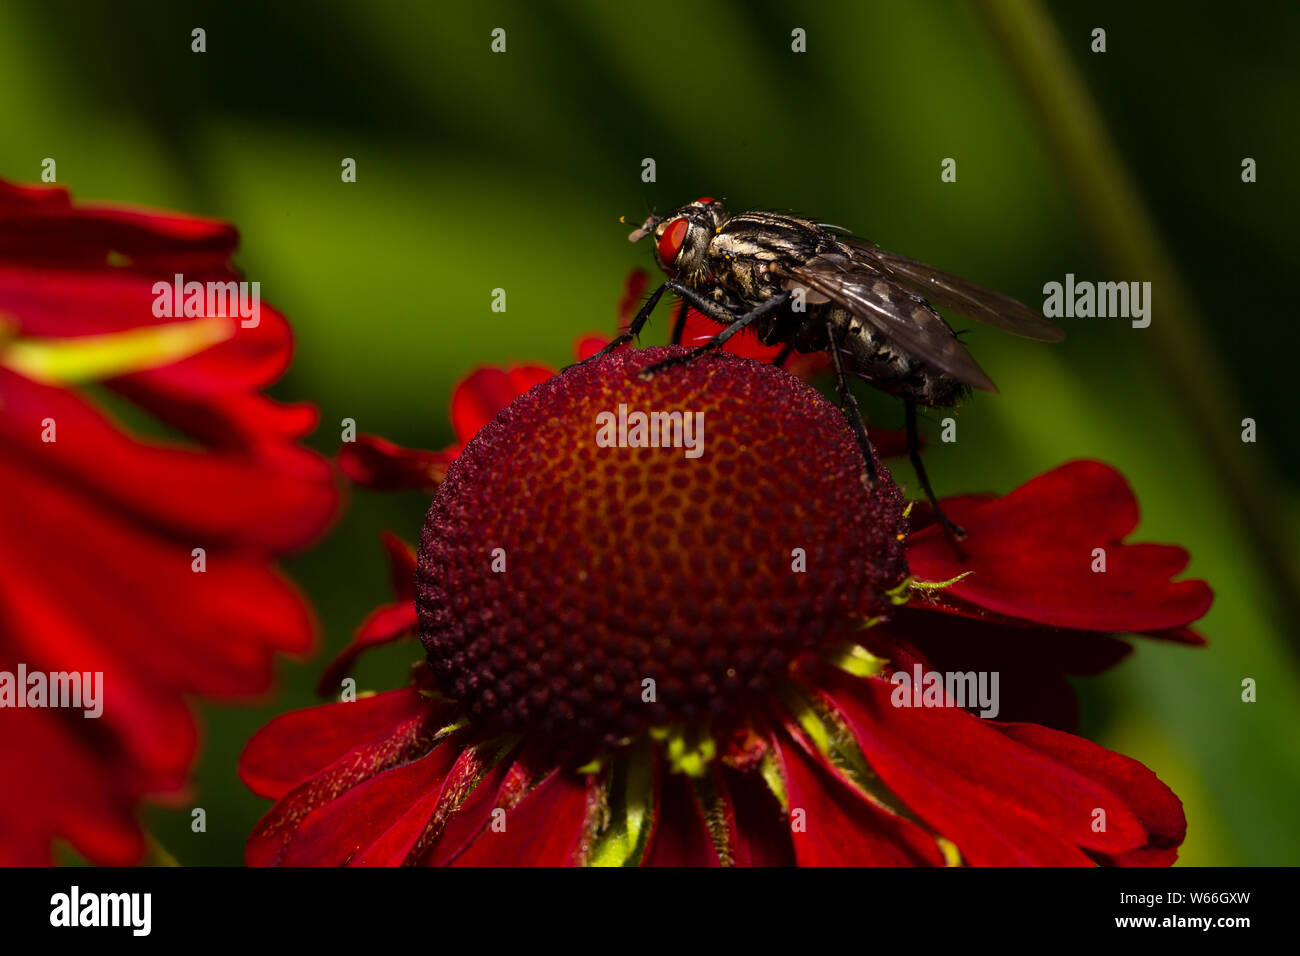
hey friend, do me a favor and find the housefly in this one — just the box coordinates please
[580,197,1064,538]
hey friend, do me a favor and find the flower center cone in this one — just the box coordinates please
[416,347,908,748]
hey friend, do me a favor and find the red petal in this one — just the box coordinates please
[678,309,832,380]
[644,768,721,866]
[452,766,592,866]
[0,177,337,865]
[774,726,945,866]
[892,609,1132,677]
[907,461,1214,633]
[449,365,553,445]
[276,739,461,866]
[378,530,418,601]
[0,269,292,389]
[617,270,650,326]
[867,428,909,459]
[0,703,146,865]
[419,745,518,865]
[0,180,69,216]
[245,698,449,866]
[906,494,997,533]
[997,722,1186,865]
[338,433,452,491]
[1145,627,1207,646]
[866,609,1134,731]
[347,741,510,866]
[1,369,337,552]
[722,764,796,866]
[641,758,791,867]
[315,533,419,696]
[316,604,417,698]
[110,381,322,454]
[0,181,236,271]
[821,671,1150,865]
[574,334,612,360]
[239,689,435,799]
[0,453,307,774]
[0,564,200,785]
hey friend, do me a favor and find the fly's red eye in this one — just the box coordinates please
[658,217,689,264]
[696,196,715,204]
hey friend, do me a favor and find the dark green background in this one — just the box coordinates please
[4,0,1296,865]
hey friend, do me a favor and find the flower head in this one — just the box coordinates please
[0,179,338,863]
[243,296,1210,865]
[418,347,905,747]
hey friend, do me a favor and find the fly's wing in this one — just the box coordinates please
[844,238,1064,343]
[771,254,998,392]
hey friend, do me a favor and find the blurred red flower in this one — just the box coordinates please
[0,179,338,863]
[246,309,1209,865]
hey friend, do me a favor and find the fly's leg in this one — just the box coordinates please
[825,318,877,487]
[638,288,790,378]
[905,400,967,542]
[670,299,688,345]
[562,281,671,371]
[772,342,796,368]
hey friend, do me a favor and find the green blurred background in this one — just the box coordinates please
[4,0,1297,865]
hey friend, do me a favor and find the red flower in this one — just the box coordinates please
[0,179,338,864]
[243,339,1209,866]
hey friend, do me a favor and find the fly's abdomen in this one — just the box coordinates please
[831,309,965,407]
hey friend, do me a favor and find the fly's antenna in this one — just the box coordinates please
[624,202,661,243]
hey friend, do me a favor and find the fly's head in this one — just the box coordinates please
[628,197,727,285]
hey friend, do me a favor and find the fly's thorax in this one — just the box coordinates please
[707,214,827,302]
[717,210,825,251]
[706,234,790,302]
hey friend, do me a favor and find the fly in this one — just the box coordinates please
[578,197,1064,538]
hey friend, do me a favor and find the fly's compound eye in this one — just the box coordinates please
[657,217,690,265]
